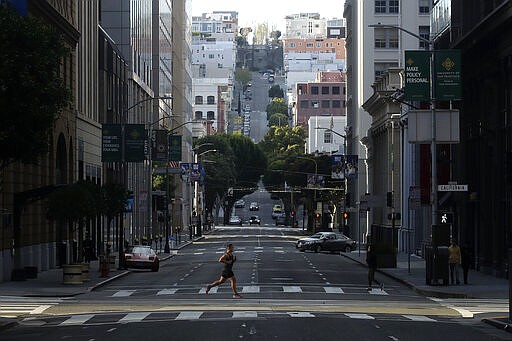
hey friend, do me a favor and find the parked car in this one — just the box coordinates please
[234,199,245,208]
[296,232,356,253]
[275,213,287,226]
[229,215,242,225]
[124,245,159,272]
[249,215,261,225]
[249,202,259,211]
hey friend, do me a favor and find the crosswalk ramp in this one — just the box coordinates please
[429,297,509,317]
[107,285,389,297]
[0,296,66,318]
[22,311,441,327]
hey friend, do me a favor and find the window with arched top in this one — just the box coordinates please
[207,96,215,104]
[195,96,203,104]
[207,111,215,120]
[195,111,203,120]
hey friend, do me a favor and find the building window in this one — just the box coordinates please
[195,111,203,120]
[207,96,215,104]
[374,28,398,49]
[321,100,330,108]
[311,86,319,95]
[306,42,314,48]
[374,62,399,79]
[207,111,215,120]
[316,42,322,47]
[332,86,340,95]
[289,42,295,48]
[208,54,215,59]
[419,0,431,14]
[332,100,341,108]
[324,131,332,143]
[300,100,309,108]
[375,0,386,13]
[419,26,430,49]
[311,100,320,108]
[388,0,399,13]
[321,86,329,95]
[195,96,203,105]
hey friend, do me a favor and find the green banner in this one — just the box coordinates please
[101,124,122,162]
[404,50,431,101]
[124,124,146,162]
[168,135,182,161]
[435,50,461,101]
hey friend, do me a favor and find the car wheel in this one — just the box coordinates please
[314,245,321,253]
[345,246,352,253]
[151,265,159,272]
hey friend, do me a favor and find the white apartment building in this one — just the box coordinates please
[285,13,327,38]
[307,116,347,154]
[192,39,236,78]
[343,0,431,237]
[192,11,238,42]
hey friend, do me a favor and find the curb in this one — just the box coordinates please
[339,252,468,299]
[88,270,131,292]
[482,318,512,333]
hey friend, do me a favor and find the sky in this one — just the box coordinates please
[191,0,346,32]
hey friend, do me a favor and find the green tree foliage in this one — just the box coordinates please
[266,98,288,120]
[253,23,268,45]
[234,68,252,85]
[268,85,284,99]
[0,6,71,171]
[258,126,306,161]
[268,113,288,127]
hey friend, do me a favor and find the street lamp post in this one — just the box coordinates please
[193,148,217,237]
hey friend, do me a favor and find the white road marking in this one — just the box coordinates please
[199,287,218,294]
[345,313,375,320]
[29,305,52,314]
[368,289,388,296]
[324,287,344,294]
[176,311,203,320]
[193,252,204,255]
[288,312,314,318]
[283,286,302,293]
[233,311,258,318]
[60,314,95,325]
[254,247,264,249]
[156,289,178,295]
[402,315,436,322]
[112,290,135,297]
[119,312,150,323]
[242,286,260,293]
[271,277,293,281]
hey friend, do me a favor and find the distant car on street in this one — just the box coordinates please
[275,213,287,226]
[124,245,159,272]
[249,215,261,225]
[229,215,242,225]
[271,204,283,219]
[296,232,356,253]
[249,202,259,211]
[234,199,245,208]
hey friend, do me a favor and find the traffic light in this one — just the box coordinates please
[291,210,295,217]
[315,212,321,219]
[343,212,349,220]
[386,191,393,208]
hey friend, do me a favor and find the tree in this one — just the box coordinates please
[266,98,288,120]
[100,183,129,252]
[234,68,252,85]
[268,113,288,127]
[253,23,268,45]
[0,6,70,172]
[258,126,306,163]
[268,85,284,99]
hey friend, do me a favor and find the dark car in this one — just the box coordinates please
[249,215,261,225]
[124,245,159,272]
[296,232,356,253]
[249,202,259,211]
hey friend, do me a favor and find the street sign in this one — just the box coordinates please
[438,184,468,192]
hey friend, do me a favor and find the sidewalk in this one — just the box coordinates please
[341,249,511,332]
[0,234,207,331]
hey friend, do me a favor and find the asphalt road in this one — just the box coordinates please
[2,226,509,340]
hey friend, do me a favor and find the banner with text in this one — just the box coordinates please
[435,50,462,100]
[404,50,430,101]
[101,124,122,162]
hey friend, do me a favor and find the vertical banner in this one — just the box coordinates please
[168,135,182,161]
[151,129,168,162]
[435,50,462,100]
[331,155,359,179]
[404,50,431,101]
[190,163,201,182]
[101,124,122,162]
[124,124,146,162]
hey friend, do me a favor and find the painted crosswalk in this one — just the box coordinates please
[429,298,509,317]
[23,311,442,327]
[0,296,65,318]
[109,285,389,297]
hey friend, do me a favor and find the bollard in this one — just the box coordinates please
[100,255,109,277]
[81,263,90,282]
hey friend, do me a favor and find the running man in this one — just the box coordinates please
[206,243,241,298]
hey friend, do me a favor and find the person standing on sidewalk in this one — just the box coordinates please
[448,240,461,285]
[460,243,471,285]
[206,243,241,298]
[366,245,383,291]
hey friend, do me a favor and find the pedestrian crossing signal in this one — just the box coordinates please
[440,212,454,224]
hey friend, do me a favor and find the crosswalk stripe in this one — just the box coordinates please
[403,315,436,322]
[119,312,150,323]
[60,314,95,325]
[176,311,203,320]
[233,311,258,318]
[283,286,302,293]
[288,312,314,318]
[324,287,344,294]
[368,288,388,295]
[29,305,52,314]
[345,313,374,320]
[242,285,260,293]
[199,287,218,294]
[112,290,135,297]
[156,289,178,295]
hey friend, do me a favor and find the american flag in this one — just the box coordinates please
[168,161,180,168]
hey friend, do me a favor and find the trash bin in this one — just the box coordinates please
[434,246,449,285]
